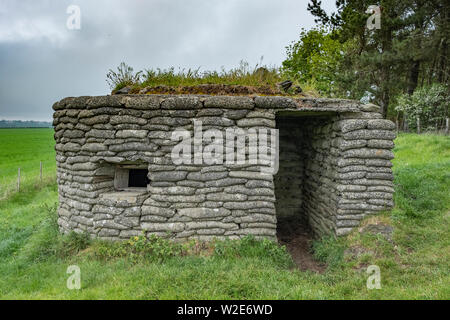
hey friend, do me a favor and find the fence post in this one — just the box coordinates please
[40,161,43,183]
[17,168,20,192]
[417,117,421,134]
[396,120,399,134]
[446,118,449,135]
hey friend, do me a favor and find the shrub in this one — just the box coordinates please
[106,62,143,91]
[57,231,91,257]
[282,27,346,96]
[395,84,449,132]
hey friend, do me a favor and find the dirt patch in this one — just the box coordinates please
[277,217,326,273]
[115,83,309,97]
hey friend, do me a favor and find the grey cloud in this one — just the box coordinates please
[0,0,335,121]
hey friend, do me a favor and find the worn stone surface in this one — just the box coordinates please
[53,95,395,240]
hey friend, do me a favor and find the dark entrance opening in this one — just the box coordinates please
[274,113,331,272]
[128,169,149,188]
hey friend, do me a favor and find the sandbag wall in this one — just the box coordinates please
[52,95,396,240]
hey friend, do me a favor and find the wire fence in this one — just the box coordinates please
[0,160,57,200]
[395,117,449,135]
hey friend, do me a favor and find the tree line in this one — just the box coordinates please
[282,0,449,130]
[0,120,52,128]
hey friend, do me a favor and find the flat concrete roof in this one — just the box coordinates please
[53,95,381,114]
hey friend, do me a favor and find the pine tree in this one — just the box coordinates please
[305,0,449,118]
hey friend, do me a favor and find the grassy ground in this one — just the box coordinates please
[0,128,56,199]
[0,130,448,299]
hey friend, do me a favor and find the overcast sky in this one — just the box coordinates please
[0,0,336,121]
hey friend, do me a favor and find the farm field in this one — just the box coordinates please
[0,129,56,199]
[0,129,449,299]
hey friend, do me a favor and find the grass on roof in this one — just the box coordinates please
[106,61,319,96]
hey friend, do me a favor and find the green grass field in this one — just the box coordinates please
[0,129,55,199]
[0,129,448,299]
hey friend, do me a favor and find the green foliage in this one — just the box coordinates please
[57,231,91,257]
[0,130,449,299]
[142,60,282,87]
[312,236,346,269]
[91,234,293,268]
[106,62,143,91]
[395,84,449,131]
[305,0,450,117]
[213,235,294,269]
[105,60,321,95]
[93,234,184,263]
[282,27,347,96]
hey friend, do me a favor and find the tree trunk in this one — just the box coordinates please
[380,90,389,119]
[407,60,421,94]
[437,37,447,83]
